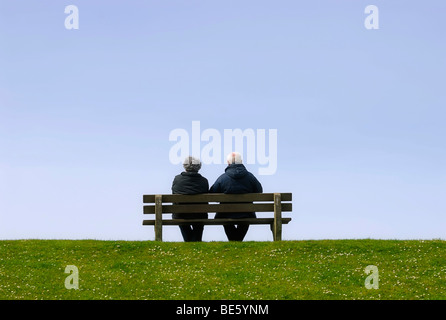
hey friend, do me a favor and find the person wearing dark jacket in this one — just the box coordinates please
[172,156,209,242]
[210,152,263,241]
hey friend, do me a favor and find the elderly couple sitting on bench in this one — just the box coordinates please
[171,152,263,242]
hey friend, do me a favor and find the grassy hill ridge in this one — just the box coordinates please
[0,239,444,300]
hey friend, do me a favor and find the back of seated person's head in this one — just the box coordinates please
[227,152,243,165]
[183,156,202,172]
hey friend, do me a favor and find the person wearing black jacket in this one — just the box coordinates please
[171,156,209,242]
[210,152,263,241]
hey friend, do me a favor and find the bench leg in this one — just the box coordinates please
[273,193,282,241]
[154,195,163,241]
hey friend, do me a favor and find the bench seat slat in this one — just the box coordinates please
[143,203,292,214]
[143,218,292,226]
[143,193,292,203]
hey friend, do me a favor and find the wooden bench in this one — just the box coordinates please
[142,193,292,241]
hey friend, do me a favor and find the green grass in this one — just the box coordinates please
[0,239,444,300]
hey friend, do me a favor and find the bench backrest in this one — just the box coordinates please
[143,193,292,214]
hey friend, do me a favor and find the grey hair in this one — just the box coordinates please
[183,156,202,172]
[226,152,243,164]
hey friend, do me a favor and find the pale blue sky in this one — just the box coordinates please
[1,1,445,241]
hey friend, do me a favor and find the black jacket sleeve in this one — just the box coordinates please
[209,175,223,193]
[249,173,263,193]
